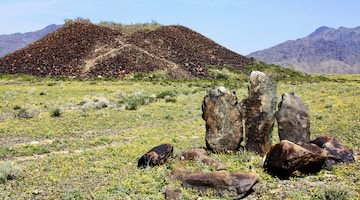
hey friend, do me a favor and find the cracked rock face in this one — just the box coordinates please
[242,71,277,155]
[276,92,310,144]
[202,86,243,153]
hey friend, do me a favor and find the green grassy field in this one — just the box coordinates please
[0,73,359,199]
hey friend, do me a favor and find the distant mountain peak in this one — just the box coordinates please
[0,24,62,57]
[248,26,360,74]
[307,26,334,38]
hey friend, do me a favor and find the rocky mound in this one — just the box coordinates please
[0,22,254,78]
[126,26,253,77]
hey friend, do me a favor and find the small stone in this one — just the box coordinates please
[180,148,228,170]
[137,144,173,168]
[33,190,40,195]
[164,187,183,200]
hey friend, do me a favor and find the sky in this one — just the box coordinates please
[0,0,359,55]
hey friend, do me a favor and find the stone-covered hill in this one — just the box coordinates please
[0,22,254,78]
[248,26,360,74]
[0,24,61,58]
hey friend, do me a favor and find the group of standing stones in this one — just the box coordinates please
[202,70,277,155]
[202,70,355,178]
[137,70,356,198]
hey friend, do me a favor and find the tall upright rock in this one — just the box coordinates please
[202,86,243,153]
[242,71,277,155]
[276,92,310,144]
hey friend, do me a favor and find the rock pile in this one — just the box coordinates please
[0,22,254,78]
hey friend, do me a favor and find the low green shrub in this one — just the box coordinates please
[311,185,354,200]
[50,108,62,117]
[15,108,38,119]
[13,105,21,110]
[0,162,22,184]
[165,97,177,103]
[156,90,177,99]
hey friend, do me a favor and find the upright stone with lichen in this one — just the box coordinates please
[242,71,277,155]
[276,92,310,144]
[202,86,243,153]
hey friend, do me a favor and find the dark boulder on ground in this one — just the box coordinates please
[310,136,355,169]
[242,71,277,155]
[276,92,311,144]
[180,148,228,170]
[264,140,328,179]
[171,169,259,198]
[202,86,243,153]
[137,143,173,168]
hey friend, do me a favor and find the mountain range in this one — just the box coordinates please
[248,26,360,74]
[1,24,360,75]
[0,24,62,58]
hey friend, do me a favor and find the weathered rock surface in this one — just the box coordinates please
[172,169,259,198]
[242,71,277,155]
[180,148,228,170]
[137,143,173,168]
[310,136,355,169]
[264,140,328,178]
[202,86,243,153]
[276,92,310,144]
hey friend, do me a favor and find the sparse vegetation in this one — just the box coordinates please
[14,108,39,119]
[311,184,354,200]
[0,73,358,199]
[50,108,62,117]
[0,162,22,184]
[98,20,162,35]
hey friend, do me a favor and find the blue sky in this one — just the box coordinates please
[1,0,359,55]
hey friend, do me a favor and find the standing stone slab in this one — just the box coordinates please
[242,71,277,155]
[276,92,310,144]
[202,86,243,153]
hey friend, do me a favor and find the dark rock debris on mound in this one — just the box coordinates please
[0,22,121,77]
[0,22,254,78]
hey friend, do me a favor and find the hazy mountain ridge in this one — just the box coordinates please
[248,26,360,74]
[0,24,62,58]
